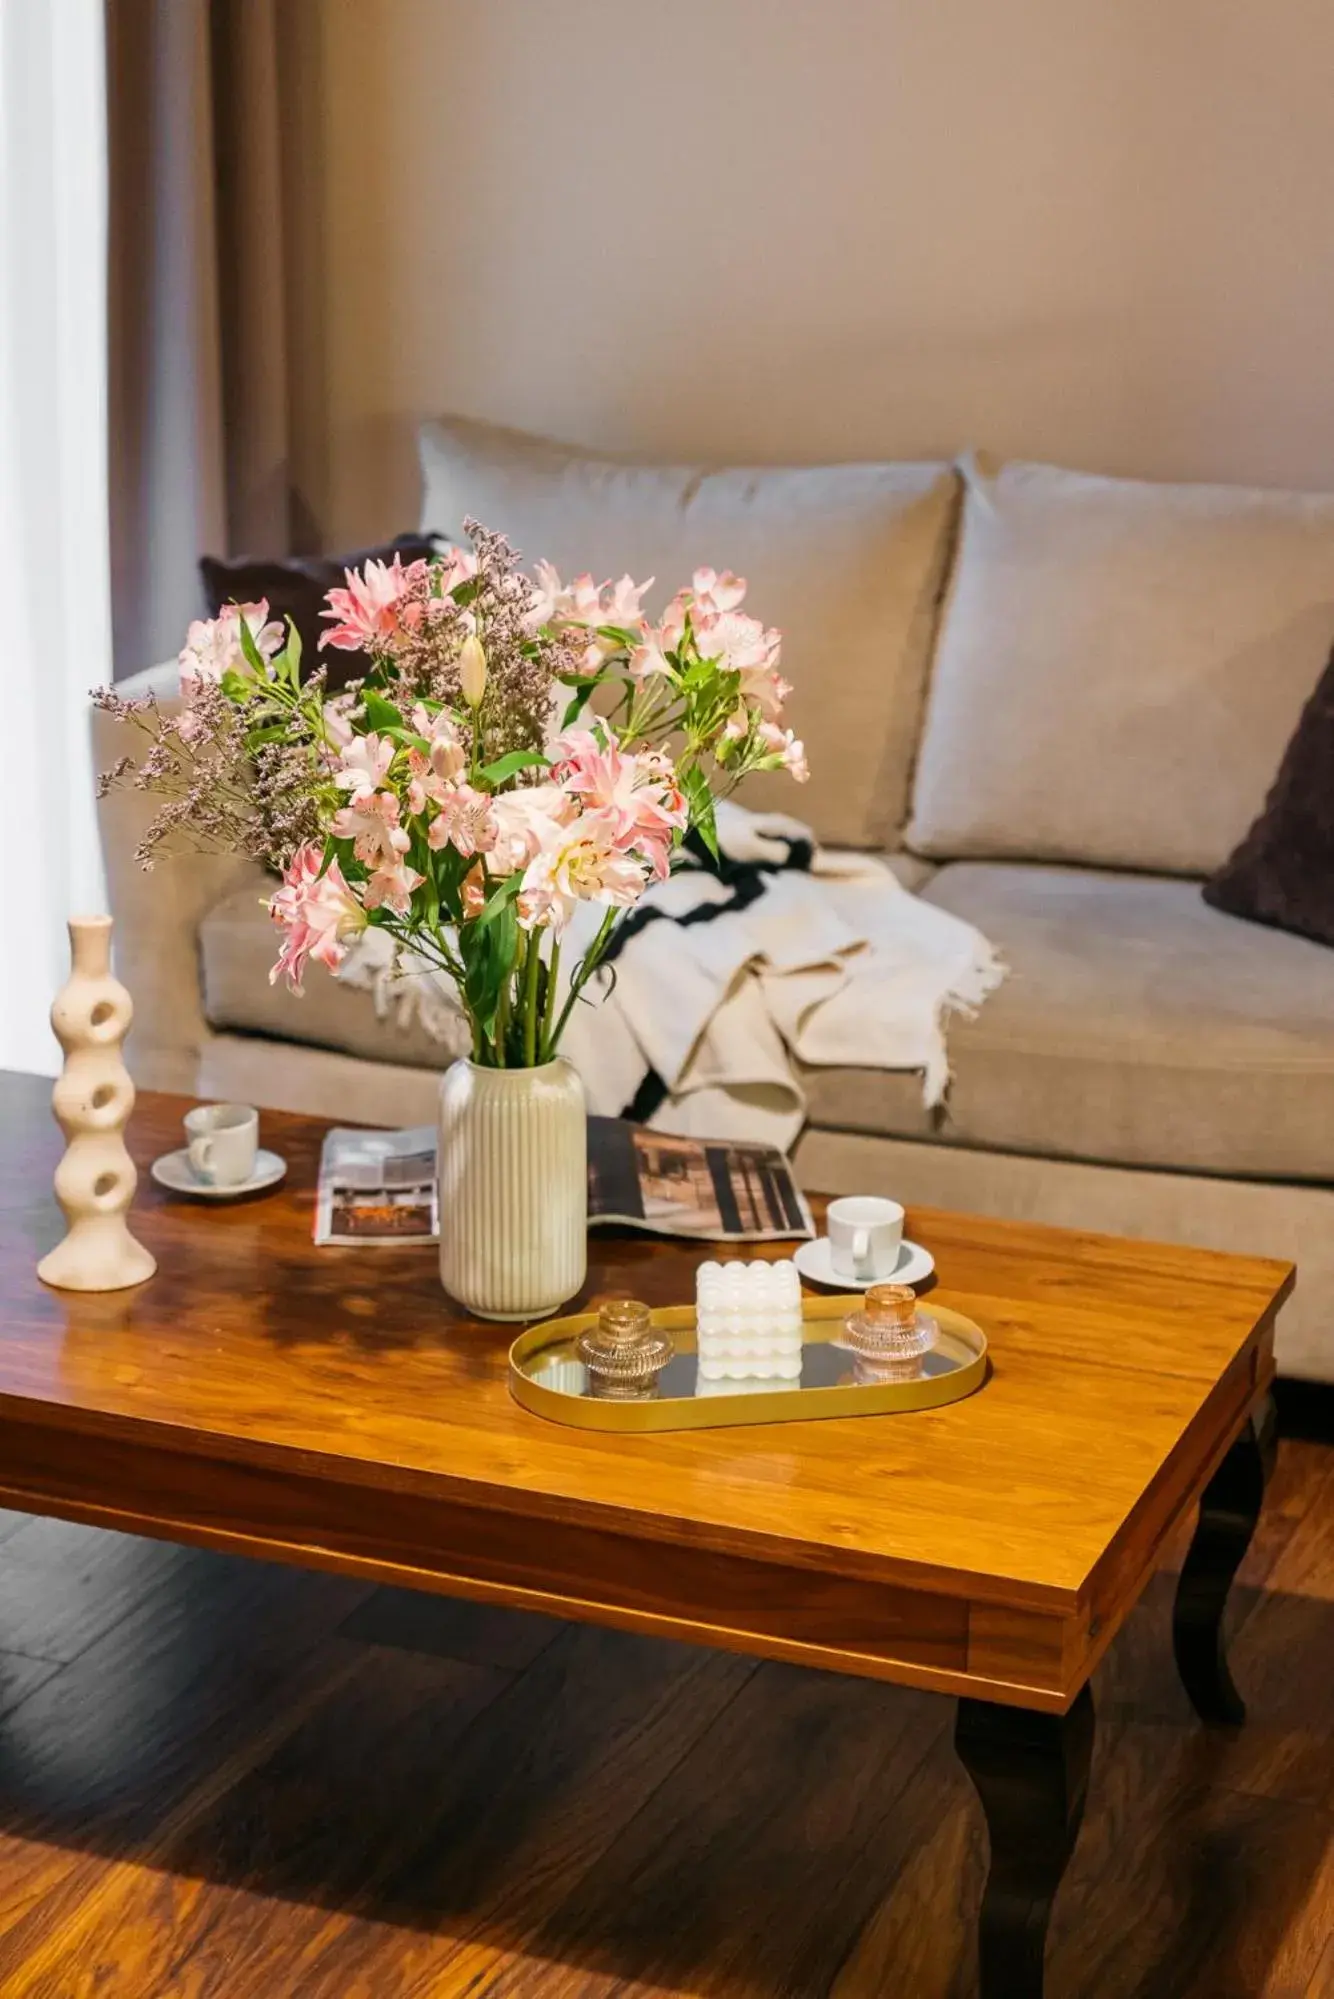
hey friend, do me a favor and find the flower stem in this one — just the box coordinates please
[493,964,511,1066]
[539,937,561,1061]
[547,908,618,1050]
[521,928,542,1066]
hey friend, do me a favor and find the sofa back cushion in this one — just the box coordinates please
[419,415,959,850]
[906,458,1334,875]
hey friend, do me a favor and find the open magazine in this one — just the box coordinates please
[314,1116,813,1247]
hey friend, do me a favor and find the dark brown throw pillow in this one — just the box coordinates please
[1203,643,1334,946]
[199,533,438,692]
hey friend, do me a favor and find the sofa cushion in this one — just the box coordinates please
[200,885,455,1073]
[906,458,1334,874]
[1204,641,1334,947]
[419,414,959,850]
[802,862,1334,1181]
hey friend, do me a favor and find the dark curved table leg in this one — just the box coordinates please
[955,1686,1094,1999]
[1173,1391,1277,1726]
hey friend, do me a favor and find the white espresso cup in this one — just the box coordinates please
[184,1103,259,1187]
[827,1195,905,1282]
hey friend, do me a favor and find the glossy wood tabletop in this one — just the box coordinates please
[0,1070,1292,1711]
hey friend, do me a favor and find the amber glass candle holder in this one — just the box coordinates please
[843,1283,937,1383]
[576,1300,675,1399]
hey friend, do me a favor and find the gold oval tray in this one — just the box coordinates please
[509,1294,988,1432]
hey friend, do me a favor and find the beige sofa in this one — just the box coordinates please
[95,419,1334,1383]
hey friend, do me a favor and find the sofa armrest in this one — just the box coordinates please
[92,662,270,1092]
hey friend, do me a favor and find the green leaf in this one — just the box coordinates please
[477,748,549,787]
[235,607,268,678]
[560,682,596,730]
[493,900,518,983]
[245,723,287,747]
[281,618,303,684]
[363,690,405,733]
[386,726,432,753]
[431,844,465,923]
[220,669,250,704]
[433,842,466,891]
[682,765,719,861]
[460,915,513,1033]
[474,873,524,927]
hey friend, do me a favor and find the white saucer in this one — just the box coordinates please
[150,1147,287,1200]
[794,1235,935,1291]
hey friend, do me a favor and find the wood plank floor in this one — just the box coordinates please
[0,1431,1325,1998]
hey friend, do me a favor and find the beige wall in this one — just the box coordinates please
[283,0,1334,549]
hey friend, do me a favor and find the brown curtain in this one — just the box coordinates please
[106,0,294,677]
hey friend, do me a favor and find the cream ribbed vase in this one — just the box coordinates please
[437,1058,587,1321]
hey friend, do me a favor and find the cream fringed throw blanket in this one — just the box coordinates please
[337,804,1005,1150]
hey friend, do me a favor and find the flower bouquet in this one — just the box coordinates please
[97,520,807,1316]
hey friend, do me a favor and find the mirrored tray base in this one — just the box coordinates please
[509,1295,988,1431]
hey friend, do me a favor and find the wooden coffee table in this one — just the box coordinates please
[0,1072,1293,1997]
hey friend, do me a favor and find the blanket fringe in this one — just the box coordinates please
[337,928,471,1057]
[926,941,1008,1105]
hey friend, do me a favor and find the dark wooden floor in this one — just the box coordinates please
[0,1431,1326,1998]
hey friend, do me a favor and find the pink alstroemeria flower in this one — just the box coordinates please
[692,607,777,673]
[426,782,499,857]
[363,854,424,915]
[689,567,747,615]
[550,730,688,868]
[528,559,570,629]
[564,573,606,626]
[528,564,653,665]
[747,666,793,720]
[334,733,395,805]
[268,844,366,992]
[550,573,619,670]
[434,543,479,596]
[757,721,809,783]
[179,601,283,694]
[628,630,672,680]
[528,564,604,629]
[692,608,788,718]
[404,751,438,817]
[601,573,654,628]
[331,787,411,870]
[320,556,420,652]
[630,592,689,677]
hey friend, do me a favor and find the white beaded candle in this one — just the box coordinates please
[694,1259,804,1380]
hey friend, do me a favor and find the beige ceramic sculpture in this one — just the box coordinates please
[37,914,156,1292]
